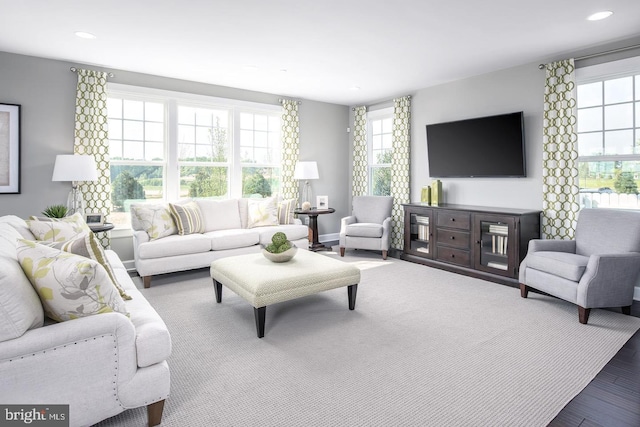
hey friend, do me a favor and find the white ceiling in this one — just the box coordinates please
[1,0,640,105]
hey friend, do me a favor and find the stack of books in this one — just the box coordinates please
[416,217,430,241]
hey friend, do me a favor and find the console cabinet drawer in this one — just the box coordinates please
[436,229,469,250]
[436,246,471,267]
[436,210,471,230]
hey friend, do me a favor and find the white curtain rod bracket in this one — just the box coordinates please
[70,67,114,78]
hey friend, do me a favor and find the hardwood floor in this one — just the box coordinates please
[549,300,640,427]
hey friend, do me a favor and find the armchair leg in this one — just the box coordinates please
[382,250,388,260]
[519,283,529,298]
[621,305,632,316]
[578,306,591,324]
[147,399,165,427]
[143,276,152,289]
[340,247,345,257]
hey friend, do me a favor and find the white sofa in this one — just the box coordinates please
[0,216,171,427]
[133,198,309,287]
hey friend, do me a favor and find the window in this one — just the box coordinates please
[108,84,281,228]
[367,108,393,196]
[576,57,640,210]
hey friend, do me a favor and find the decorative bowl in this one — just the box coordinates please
[262,244,298,263]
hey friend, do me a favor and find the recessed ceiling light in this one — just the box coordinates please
[587,11,613,21]
[75,31,96,39]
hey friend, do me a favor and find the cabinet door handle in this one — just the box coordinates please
[450,236,455,240]
[450,218,455,222]
[476,241,481,244]
[451,254,455,258]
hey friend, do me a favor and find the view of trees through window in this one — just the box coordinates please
[107,87,282,228]
[577,73,640,209]
[369,112,393,196]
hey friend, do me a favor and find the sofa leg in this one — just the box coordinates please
[621,305,632,316]
[143,276,152,289]
[147,399,165,427]
[382,250,388,260]
[519,283,529,298]
[578,306,591,324]
[340,247,345,257]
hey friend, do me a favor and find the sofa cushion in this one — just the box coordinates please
[207,229,260,251]
[526,251,589,282]
[138,233,212,259]
[56,233,131,301]
[27,212,90,243]
[169,201,204,235]
[277,198,297,225]
[257,225,309,246]
[130,203,177,240]
[0,224,44,342]
[346,223,384,238]
[196,199,242,232]
[247,197,278,228]
[17,240,129,322]
[0,215,36,240]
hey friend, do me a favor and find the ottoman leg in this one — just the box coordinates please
[213,280,222,303]
[348,284,358,310]
[254,306,266,338]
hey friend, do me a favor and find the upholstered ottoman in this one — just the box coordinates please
[210,250,361,337]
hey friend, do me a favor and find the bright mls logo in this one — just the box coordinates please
[1,405,68,426]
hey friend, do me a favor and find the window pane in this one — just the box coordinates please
[577,107,602,132]
[382,134,393,150]
[604,77,633,104]
[371,166,391,196]
[372,119,381,134]
[109,140,123,159]
[109,119,122,139]
[578,132,603,156]
[178,144,195,161]
[123,121,143,140]
[254,115,268,131]
[268,116,280,130]
[110,164,163,227]
[382,118,392,133]
[108,98,122,119]
[242,166,279,197]
[604,130,634,155]
[195,144,213,160]
[178,125,195,144]
[196,109,212,126]
[577,82,602,108]
[254,131,268,148]
[636,76,640,100]
[372,135,382,150]
[145,102,164,122]
[179,106,195,125]
[195,127,211,144]
[145,122,163,141]
[240,130,253,145]
[604,103,633,129]
[123,141,144,160]
[146,142,164,161]
[579,161,640,209]
[180,166,228,198]
[123,100,143,120]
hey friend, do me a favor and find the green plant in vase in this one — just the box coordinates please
[42,204,68,218]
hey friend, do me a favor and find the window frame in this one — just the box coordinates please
[366,107,393,196]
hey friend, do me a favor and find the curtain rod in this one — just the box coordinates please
[278,98,301,105]
[70,66,115,78]
[538,43,640,69]
[351,95,411,111]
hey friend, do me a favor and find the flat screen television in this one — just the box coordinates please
[426,111,526,178]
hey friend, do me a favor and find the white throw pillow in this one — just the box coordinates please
[196,199,242,232]
[17,239,128,322]
[247,197,278,228]
[130,203,177,240]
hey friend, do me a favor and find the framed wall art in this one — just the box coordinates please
[316,195,328,210]
[0,103,21,194]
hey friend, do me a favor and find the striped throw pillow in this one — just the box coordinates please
[278,199,297,225]
[169,201,204,235]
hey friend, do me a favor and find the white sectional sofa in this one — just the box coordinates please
[0,215,171,427]
[133,197,309,287]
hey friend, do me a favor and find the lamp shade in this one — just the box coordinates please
[52,155,98,182]
[293,161,319,180]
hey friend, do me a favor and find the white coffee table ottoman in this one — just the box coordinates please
[210,250,361,338]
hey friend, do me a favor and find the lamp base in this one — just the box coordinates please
[67,187,85,217]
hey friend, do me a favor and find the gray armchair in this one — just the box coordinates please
[519,208,640,324]
[340,196,393,260]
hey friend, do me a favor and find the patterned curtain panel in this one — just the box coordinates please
[352,106,368,197]
[390,96,411,250]
[280,99,300,202]
[542,59,579,239]
[74,69,111,248]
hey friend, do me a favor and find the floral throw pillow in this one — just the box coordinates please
[130,203,177,240]
[16,239,128,322]
[27,212,91,243]
[247,197,278,228]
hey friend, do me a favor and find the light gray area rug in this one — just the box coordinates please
[97,249,640,427]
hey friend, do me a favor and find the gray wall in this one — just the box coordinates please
[0,51,349,261]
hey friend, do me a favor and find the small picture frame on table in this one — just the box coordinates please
[85,212,105,228]
[316,195,329,210]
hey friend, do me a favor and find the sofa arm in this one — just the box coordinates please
[527,239,576,254]
[577,253,640,308]
[340,216,356,233]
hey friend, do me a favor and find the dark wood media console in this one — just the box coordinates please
[401,203,541,287]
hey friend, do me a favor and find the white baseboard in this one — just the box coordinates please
[319,233,339,244]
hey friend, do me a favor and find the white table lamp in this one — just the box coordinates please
[293,161,319,208]
[52,154,98,216]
